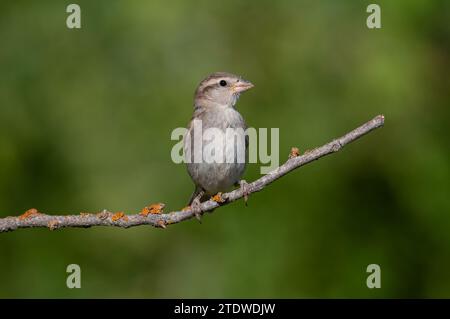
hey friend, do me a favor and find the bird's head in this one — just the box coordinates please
[194,72,254,109]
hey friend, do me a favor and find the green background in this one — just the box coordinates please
[0,0,449,298]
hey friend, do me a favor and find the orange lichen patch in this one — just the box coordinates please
[79,212,90,217]
[289,147,300,159]
[140,203,165,216]
[150,203,165,214]
[47,220,59,230]
[19,208,40,220]
[111,212,125,222]
[140,206,151,216]
[211,192,225,203]
[182,206,191,212]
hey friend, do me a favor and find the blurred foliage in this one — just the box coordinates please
[0,0,449,298]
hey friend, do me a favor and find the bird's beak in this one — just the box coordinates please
[232,80,254,93]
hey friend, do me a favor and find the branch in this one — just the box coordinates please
[0,115,385,233]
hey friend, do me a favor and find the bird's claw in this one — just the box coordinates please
[191,198,203,223]
[239,180,250,205]
[187,189,205,223]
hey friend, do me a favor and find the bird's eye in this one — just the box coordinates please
[219,80,227,87]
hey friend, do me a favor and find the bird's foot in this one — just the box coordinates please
[190,190,205,223]
[191,199,202,222]
[239,180,250,206]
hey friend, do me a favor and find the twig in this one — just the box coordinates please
[0,115,385,233]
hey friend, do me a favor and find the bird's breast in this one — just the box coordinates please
[184,107,247,194]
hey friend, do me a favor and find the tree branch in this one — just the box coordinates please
[0,115,385,233]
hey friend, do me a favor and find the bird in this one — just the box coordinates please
[184,72,254,219]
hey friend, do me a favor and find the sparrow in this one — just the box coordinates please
[184,72,254,219]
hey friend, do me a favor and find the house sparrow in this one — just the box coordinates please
[184,72,254,219]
